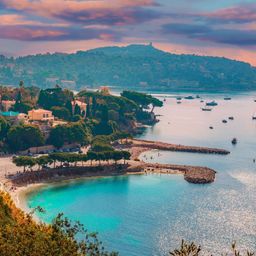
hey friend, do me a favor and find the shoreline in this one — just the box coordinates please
[0,138,227,215]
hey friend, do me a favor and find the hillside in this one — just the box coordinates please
[0,44,256,91]
[0,191,117,256]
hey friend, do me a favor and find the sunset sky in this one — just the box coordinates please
[0,0,255,66]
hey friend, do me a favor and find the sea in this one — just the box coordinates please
[26,92,256,255]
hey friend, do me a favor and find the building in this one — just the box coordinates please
[28,109,54,122]
[99,86,110,95]
[1,100,15,111]
[71,100,87,118]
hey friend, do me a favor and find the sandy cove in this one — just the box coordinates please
[0,138,229,213]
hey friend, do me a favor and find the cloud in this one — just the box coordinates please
[0,0,160,26]
[202,3,256,24]
[162,23,256,46]
[0,25,121,41]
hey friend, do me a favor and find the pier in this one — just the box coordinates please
[130,139,230,156]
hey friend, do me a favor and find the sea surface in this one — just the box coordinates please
[27,92,256,255]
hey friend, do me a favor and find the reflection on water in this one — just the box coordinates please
[27,93,256,255]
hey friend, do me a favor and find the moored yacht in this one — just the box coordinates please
[206,101,218,106]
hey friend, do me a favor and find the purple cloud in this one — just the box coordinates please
[162,23,256,46]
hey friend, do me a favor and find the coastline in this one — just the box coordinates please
[0,138,227,215]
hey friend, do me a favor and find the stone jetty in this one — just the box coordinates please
[129,162,216,184]
[130,139,230,155]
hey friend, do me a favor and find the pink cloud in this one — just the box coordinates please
[203,3,256,23]
[0,0,159,25]
[0,26,66,41]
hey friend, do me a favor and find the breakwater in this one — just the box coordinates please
[130,139,230,155]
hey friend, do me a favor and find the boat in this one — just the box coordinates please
[228,116,234,120]
[252,112,256,120]
[200,100,204,103]
[224,97,231,100]
[201,107,212,111]
[176,97,182,100]
[184,96,194,100]
[222,119,227,123]
[209,126,214,129]
[177,101,182,104]
[206,101,218,106]
[196,95,200,99]
[231,138,237,145]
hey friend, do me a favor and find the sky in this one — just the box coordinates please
[0,0,256,66]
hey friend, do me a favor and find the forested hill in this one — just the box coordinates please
[1,44,256,91]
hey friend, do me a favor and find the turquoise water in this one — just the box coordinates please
[27,93,256,255]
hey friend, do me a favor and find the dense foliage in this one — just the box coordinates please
[0,44,256,91]
[0,85,161,152]
[0,192,117,256]
[7,124,44,151]
[48,122,91,148]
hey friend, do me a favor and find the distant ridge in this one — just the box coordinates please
[0,44,255,91]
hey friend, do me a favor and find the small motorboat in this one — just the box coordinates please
[209,126,214,129]
[231,138,237,145]
[252,116,256,120]
[177,101,182,104]
[196,95,200,99]
[184,96,194,100]
[224,97,231,100]
[201,107,212,111]
[206,101,218,106]
[200,100,204,103]
[222,119,227,123]
[228,116,234,120]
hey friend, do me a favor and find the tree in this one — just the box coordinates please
[121,90,163,112]
[0,117,9,140]
[12,156,37,171]
[51,106,71,121]
[121,151,131,164]
[11,101,33,114]
[36,156,52,170]
[74,104,81,116]
[7,124,44,151]
[38,88,73,110]
[48,122,90,148]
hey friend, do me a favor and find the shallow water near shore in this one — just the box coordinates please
[27,92,256,255]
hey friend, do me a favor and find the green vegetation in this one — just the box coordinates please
[38,87,74,110]
[48,122,91,148]
[0,85,161,152]
[12,149,131,170]
[0,192,117,256]
[7,124,44,151]
[0,44,256,91]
